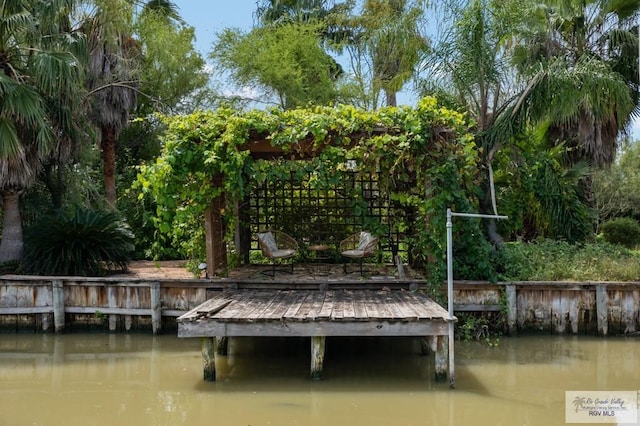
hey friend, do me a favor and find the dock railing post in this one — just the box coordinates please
[447,208,508,389]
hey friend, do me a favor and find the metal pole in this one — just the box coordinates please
[446,209,455,388]
[445,209,508,389]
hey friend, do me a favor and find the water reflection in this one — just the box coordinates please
[0,334,638,425]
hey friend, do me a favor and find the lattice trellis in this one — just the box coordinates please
[246,171,407,262]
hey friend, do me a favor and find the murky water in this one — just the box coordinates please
[0,333,638,426]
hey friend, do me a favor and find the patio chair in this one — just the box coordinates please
[256,230,299,276]
[340,231,379,275]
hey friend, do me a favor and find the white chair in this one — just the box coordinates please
[339,231,379,275]
[256,230,299,276]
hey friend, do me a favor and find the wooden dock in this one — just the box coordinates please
[177,289,454,384]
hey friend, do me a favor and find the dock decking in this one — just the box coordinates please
[177,289,454,383]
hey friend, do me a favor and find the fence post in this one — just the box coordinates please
[596,284,608,336]
[52,280,65,333]
[505,284,517,335]
[150,282,162,335]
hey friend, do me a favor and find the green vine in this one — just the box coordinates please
[136,97,492,284]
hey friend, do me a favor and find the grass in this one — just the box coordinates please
[496,239,640,282]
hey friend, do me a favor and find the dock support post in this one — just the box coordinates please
[506,284,517,335]
[202,337,217,381]
[52,280,65,333]
[596,284,608,336]
[311,336,326,380]
[423,336,449,383]
[216,336,229,355]
[436,335,449,383]
[150,282,162,335]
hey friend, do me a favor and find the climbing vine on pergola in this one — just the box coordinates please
[138,97,492,282]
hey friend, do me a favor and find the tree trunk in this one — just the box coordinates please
[385,90,397,107]
[0,191,24,263]
[101,126,117,208]
[479,169,505,247]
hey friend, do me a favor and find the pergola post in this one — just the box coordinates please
[205,174,227,277]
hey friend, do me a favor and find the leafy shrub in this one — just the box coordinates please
[21,208,135,276]
[495,239,640,281]
[600,217,640,248]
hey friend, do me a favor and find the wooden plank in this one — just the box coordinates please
[352,291,369,320]
[381,290,411,320]
[222,291,275,321]
[208,291,255,320]
[179,318,450,338]
[261,290,301,320]
[387,291,419,320]
[245,291,288,320]
[395,291,440,319]
[361,290,381,319]
[453,304,502,312]
[0,307,53,315]
[341,290,356,320]
[282,291,310,320]
[330,290,347,320]
[316,290,334,319]
[295,291,326,321]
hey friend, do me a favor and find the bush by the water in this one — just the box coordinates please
[496,239,640,281]
[21,208,135,276]
[600,217,640,248]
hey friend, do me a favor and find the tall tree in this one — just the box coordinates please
[511,0,638,169]
[334,0,428,109]
[212,22,344,109]
[420,0,526,243]
[0,0,85,262]
[83,0,141,208]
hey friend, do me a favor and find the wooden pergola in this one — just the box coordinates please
[202,126,454,278]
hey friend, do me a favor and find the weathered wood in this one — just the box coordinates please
[216,336,229,356]
[150,282,162,335]
[202,337,216,381]
[505,284,517,335]
[434,335,448,382]
[453,304,502,312]
[179,319,449,337]
[204,176,227,277]
[108,285,117,331]
[310,336,325,380]
[52,280,65,333]
[0,307,53,314]
[596,284,608,336]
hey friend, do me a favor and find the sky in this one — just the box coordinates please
[172,0,640,139]
[173,1,256,56]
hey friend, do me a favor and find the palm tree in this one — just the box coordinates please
[420,0,526,243]
[360,0,428,107]
[83,0,140,208]
[511,0,638,168]
[0,0,85,262]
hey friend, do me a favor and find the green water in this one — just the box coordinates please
[0,334,638,425]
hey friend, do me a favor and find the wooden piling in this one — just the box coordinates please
[435,335,448,382]
[216,336,229,355]
[52,280,65,333]
[596,284,608,336]
[202,337,217,381]
[150,282,161,335]
[424,335,449,383]
[505,284,517,335]
[310,336,326,380]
